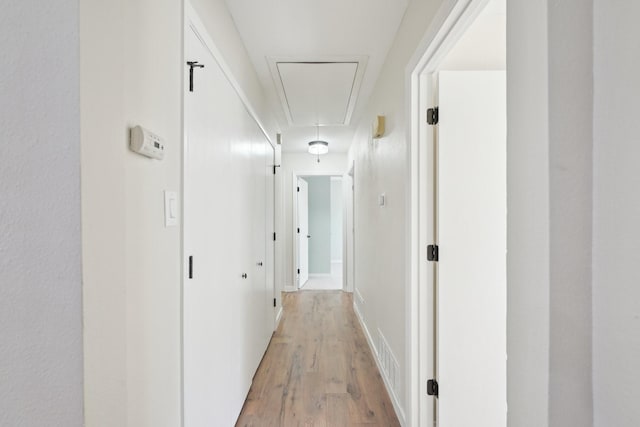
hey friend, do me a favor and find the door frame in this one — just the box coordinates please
[345,162,355,294]
[296,177,309,288]
[291,170,348,292]
[405,0,492,425]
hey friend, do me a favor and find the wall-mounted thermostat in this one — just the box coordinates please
[130,125,165,160]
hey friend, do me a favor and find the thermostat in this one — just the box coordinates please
[130,125,165,160]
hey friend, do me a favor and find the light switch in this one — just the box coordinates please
[164,191,178,227]
[378,193,386,207]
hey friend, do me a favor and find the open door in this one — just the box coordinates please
[297,178,309,288]
[435,71,507,426]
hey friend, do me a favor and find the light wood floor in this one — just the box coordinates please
[236,291,400,426]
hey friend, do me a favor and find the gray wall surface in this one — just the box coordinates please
[593,1,640,425]
[306,176,331,274]
[0,0,83,425]
[508,0,593,425]
[330,178,343,261]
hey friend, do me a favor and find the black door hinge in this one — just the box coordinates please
[273,164,280,174]
[427,244,439,261]
[273,232,277,241]
[297,268,300,274]
[187,61,205,92]
[273,298,277,307]
[297,227,300,233]
[188,256,194,279]
[427,107,439,125]
[427,379,439,397]
[297,186,300,192]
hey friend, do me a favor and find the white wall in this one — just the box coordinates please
[280,153,347,290]
[593,1,640,425]
[189,0,279,140]
[81,0,182,425]
[80,0,127,423]
[507,0,593,425]
[0,1,83,425]
[81,0,275,425]
[306,176,332,274]
[347,0,445,420]
[439,0,506,71]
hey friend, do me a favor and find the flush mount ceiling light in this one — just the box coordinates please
[308,125,329,162]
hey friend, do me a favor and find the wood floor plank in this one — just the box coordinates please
[236,291,400,427]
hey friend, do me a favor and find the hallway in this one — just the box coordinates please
[236,291,400,426]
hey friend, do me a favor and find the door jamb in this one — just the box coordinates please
[405,0,492,425]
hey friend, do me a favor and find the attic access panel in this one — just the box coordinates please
[270,58,367,126]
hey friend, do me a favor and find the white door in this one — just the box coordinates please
[183,22,271,426]
[436,71,507,426]
[297,178,309,287]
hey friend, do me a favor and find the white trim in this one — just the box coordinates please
[345,160,355,293]
[308,273,332,278]
[404,0,491,425]
[274,306,284,329]
[353,301,406,426]
[331,259,342,264]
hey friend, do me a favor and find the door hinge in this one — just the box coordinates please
[427,379,439,397]
[297,227,300,234]
[273,298,277,307]
[186,61,205,92]
[297,268,300,274]
[188,255,194,279]
[427,107,439,125]
[427,244,439,262]
[273,164,280,174]
[297,186,300,192]
[273,232,277,241]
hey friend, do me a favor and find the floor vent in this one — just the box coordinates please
[377,329,400,395]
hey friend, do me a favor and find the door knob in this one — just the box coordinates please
[307,235,311,238]
[257,262,263,266]
[242,273,248,279]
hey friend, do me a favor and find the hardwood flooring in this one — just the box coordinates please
[236,291,400,427]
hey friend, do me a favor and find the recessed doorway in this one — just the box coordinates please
[408,0,507,425]
[295,175,344,290]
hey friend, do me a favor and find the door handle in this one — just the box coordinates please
[257,262,263,267]
[307,235,311,238]
[242,273,248,279]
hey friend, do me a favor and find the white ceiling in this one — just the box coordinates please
[224,0,410,152]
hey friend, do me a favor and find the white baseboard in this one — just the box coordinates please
[352,301,406,426]
[275,306,283,328]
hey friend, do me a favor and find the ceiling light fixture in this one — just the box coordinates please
[308,125,329,163]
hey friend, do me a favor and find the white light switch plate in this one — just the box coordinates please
[164,191,178,227]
